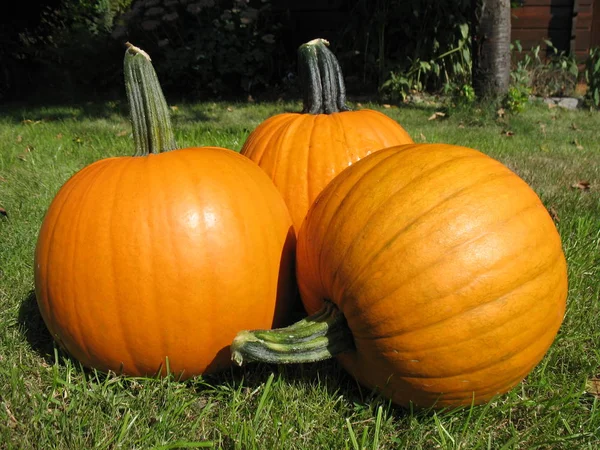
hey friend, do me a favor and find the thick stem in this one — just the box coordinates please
[124,42,177,156]
[298,38,351,114]
[231,301,355,366]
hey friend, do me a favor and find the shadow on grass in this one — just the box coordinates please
[16,291,411,417]
[18,290,57,365]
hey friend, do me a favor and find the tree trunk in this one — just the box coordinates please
[471,0,511,100]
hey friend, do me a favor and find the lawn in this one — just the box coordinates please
[0,99,599,449]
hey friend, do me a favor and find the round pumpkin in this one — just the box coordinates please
[34,44,296,379]
[240,38,413,232]
[232,143,567,408]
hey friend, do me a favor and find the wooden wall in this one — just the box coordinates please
[510,0,599,60]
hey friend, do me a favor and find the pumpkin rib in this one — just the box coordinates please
[343,197,546,326]
[384,304,564,386]
[325,152,491,270]
[316,150,402,297]
[253,115,297,167]
[108,157,141,373]
[42,160,115,357]
[359,251,564,353]
[334,163,513,309]
[67,161,126,366]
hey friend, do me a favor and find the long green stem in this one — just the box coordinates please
[124,42,177,156]
[298,38,351,114]
[231,301,355,366]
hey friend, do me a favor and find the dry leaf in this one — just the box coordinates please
[170,105,179,112]
[383,104,391,109]
[571,181,591,191]
[0,175,7,182]
[502,130,514,137]
[428,111,445,121]
[116,130,128,137]
[458,123,465,129]
[56,133,63,139]
[16,135,22,143]
[572,139,584,150]
[586,377,600,397]
[547,102,557,109]
[496,108,505,118]
[571,123,580,131]
[17,146,33,161]
[548,206,560,222]
[357,103,363,108]
[419,132,427,142]
[0,207,7,217]
[226,107,233,112]
[539,123,546,136]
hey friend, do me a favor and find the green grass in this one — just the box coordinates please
[1,99,599,449]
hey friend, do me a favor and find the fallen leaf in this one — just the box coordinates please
[547,102,557,109]
[502,130,514,137]
[496,108,505,118]
[0,176,7,182]
[116,130,128,137]
[428,111,445,121]
[170,105,179,112]
[357,103,363,108]
[17,146,33,161]
[383,104,391,109]
[572,139,584,150]
[226,107,233,112]
[16,135,22,143]
[548,206,560,222]
[571,180,591,191]
[539,123,546,136]
[571,123,580,131]
[419,133,427,142]
[458,122,465,129]
[0,207,7,217]
[56,133,63,139]
[586,377,600,397]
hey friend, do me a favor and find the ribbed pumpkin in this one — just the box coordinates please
[240,38,413,232]
[34,44,296,379]
[232,143,568,408]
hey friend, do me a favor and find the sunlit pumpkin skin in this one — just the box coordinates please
[296,143,568,408]
[34,147,295,378]
[241,39,413,232]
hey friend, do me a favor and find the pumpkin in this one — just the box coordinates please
[240,38,413,232]
[34,44,296,379]
[232,143,568,408]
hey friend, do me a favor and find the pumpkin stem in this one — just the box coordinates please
[298,38,351,114]
[231,301,355,366]
[124,42,177,156]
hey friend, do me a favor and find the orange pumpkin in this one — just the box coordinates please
[241,38,413,232]
[34,44,296,379]
[232,143,568,408]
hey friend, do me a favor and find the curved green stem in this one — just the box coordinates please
[298,38,351,114]
[124,42,177,156]
[231,301,355,366]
